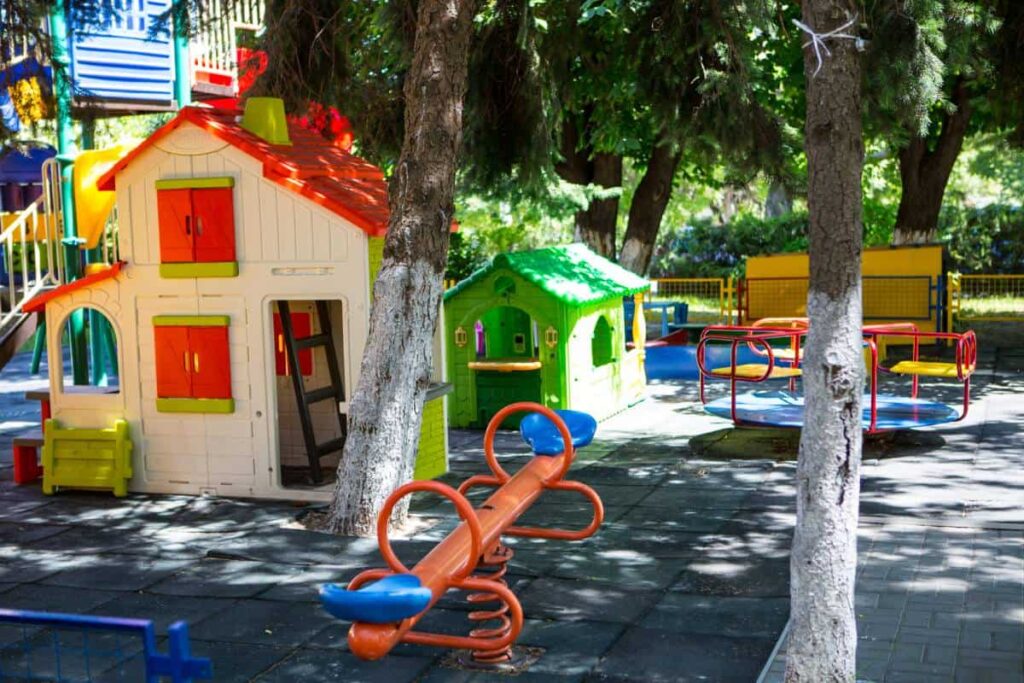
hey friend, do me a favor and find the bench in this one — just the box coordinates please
[12,430,44,485]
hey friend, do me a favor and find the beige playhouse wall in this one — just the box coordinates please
[44,123,374,501]
[45,279,130,433]
[565,302,645,421]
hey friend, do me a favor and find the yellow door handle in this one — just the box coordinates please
[193,352,200,373]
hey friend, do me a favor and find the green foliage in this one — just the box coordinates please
[650,212,808,279]
[941,204,1024,273]
[445,232,488,282]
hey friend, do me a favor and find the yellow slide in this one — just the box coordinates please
[72,143,135,249]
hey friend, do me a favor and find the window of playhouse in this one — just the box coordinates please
[60,308,120,393]
[592,315,614,367]
[476,306,537,360]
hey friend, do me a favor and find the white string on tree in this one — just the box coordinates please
[793,14,865,77]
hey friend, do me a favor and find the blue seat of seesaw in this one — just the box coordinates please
[320,574,432,623]
[519,409,597,455]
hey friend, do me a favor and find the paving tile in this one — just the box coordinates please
[615,506,734,533]
[206,527,383,566]
[0,584,119,614]
[518,619,624,676]
[147,559,299,598]
[549,550,683,590]
[181,639,293,682]
[641,594,789,638]
[517,577,660,624]
[0,521,70,545]
[670,557,790,597]
[595,626,775,682]
[253,648,432,682]
[188,599,336,647]
[87,593,234,633]
[40,556,189,592]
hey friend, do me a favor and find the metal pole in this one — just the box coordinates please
[49,1,89,384]
[172,0,192,108]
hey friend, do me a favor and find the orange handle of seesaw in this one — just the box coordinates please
[347,402,601,661]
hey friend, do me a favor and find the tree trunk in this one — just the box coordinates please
[619,143,682,275]
[576,152,622,259]
[764,179,793,219]
[327,0,477,536]
[555,117,622,259]
[892,80,972,245]
[785,1,864,681]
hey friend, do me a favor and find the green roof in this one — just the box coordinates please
[445,243,650,306]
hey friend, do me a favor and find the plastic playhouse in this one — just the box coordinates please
[321,403,603,669]
[443,244,650,428]
[13,98,450,500]
[696,319,977,433]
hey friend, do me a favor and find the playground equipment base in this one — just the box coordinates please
[705,390,961,431]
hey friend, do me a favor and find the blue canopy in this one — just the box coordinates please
[0,142,56,183]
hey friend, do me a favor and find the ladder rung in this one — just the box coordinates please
[295,333,331,350]
[303,386,340,405]
[316,437,346,457]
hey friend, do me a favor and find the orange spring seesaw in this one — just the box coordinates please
[319,402,604,665]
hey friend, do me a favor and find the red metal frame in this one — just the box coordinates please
[343,402,604,663]
[697,319,978,434]
[862,324,977,428]
[696,325,808,423]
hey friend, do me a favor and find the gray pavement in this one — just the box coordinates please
[0,329,1020,682]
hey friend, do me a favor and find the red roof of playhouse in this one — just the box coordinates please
[97,105,390,237]
[23,261,125,313]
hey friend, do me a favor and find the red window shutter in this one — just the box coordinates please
[156,189,195,262]
[154,326,192,398]
[272,312,313,376]
[191,187,236,263]
[188,327,232,399]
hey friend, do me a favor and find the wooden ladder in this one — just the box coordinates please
[277,301,347,484]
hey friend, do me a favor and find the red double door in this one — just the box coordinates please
[157,187,236,263]
[154,326,232,399]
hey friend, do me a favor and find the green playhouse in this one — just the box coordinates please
[444,244,651,428]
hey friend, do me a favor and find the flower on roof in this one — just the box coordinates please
[290,101,353,152]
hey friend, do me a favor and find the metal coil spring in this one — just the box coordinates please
[466,544,514,665]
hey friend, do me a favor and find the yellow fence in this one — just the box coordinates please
[948,273,1024,326]
[646,278,736,323]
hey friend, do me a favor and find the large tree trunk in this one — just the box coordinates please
[555,117,622,259]
[785,1,865,681]
[327,0,477,536]
[576,152,622,259]
[619,143,682,275]
[764,179,793,219]
[892,79,972,245]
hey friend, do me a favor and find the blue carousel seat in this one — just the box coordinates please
[320,574,432,623]
[519,409,597,455]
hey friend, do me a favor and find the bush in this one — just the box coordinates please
[650,212,809,278]
[940,204,1024,274]
[445,231,489,281]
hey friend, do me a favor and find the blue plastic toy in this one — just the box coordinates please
[320,574,433,624]
[519,409,598,455]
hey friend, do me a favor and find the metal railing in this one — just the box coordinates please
[0,158,65,333]
[739,275,935,324]
[645,277,736,323]
[190,0,264,93]
[0,608,211,682]
[948,273,1024,325]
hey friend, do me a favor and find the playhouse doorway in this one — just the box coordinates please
[270,299,347,488]
[471,306,542,427]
